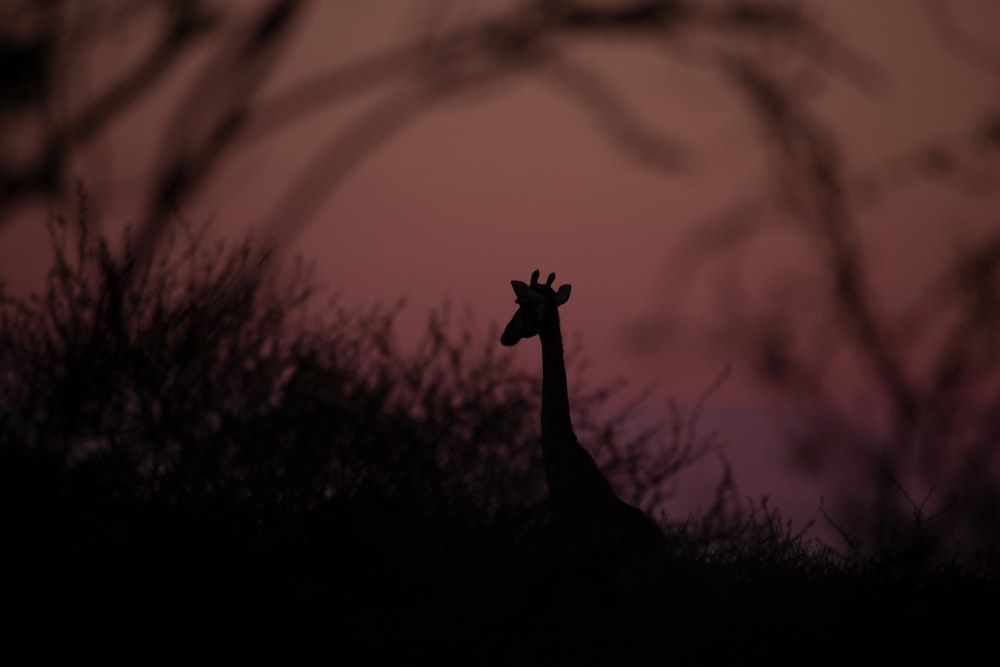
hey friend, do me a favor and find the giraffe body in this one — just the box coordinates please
[501,270,665,569]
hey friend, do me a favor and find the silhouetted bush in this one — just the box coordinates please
[1,186,726,527]
[3,191,998,664]
[1,198,525,518]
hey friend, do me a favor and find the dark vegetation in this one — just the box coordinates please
[2,198,998,665]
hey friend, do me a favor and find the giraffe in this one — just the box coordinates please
[500,270,666,574]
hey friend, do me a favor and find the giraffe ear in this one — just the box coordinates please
[511,280,531,299]
[555,284,571,305]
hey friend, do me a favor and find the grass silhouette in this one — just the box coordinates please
[2,195,997,664]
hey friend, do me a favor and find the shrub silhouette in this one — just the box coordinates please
[2,185,727,520]
[1,202,525,515]
[0,191,713,657]
[3,191,998,664]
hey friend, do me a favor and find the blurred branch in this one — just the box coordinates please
[135,0,307,262]
[2,0,881,262]
[726,57,919,434]
[539,54,687,171]
[0,1,216,217]
[920,0,1000,79]
[65,5,215,153]
[256,84,440,250]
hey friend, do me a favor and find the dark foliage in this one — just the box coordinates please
[2,194,998,664]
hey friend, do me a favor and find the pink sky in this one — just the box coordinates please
[2,1,999,532]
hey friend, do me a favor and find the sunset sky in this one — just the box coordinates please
[2,0,999,530]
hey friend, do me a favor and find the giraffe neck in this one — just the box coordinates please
[536,307,616,516]
[538,307,574,443]
[536,304,620,519]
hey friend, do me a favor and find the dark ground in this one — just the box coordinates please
[5,487,998,666]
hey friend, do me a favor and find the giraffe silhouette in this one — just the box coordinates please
[501,270,666,575]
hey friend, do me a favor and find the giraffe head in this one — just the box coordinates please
[501,269,572,346]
